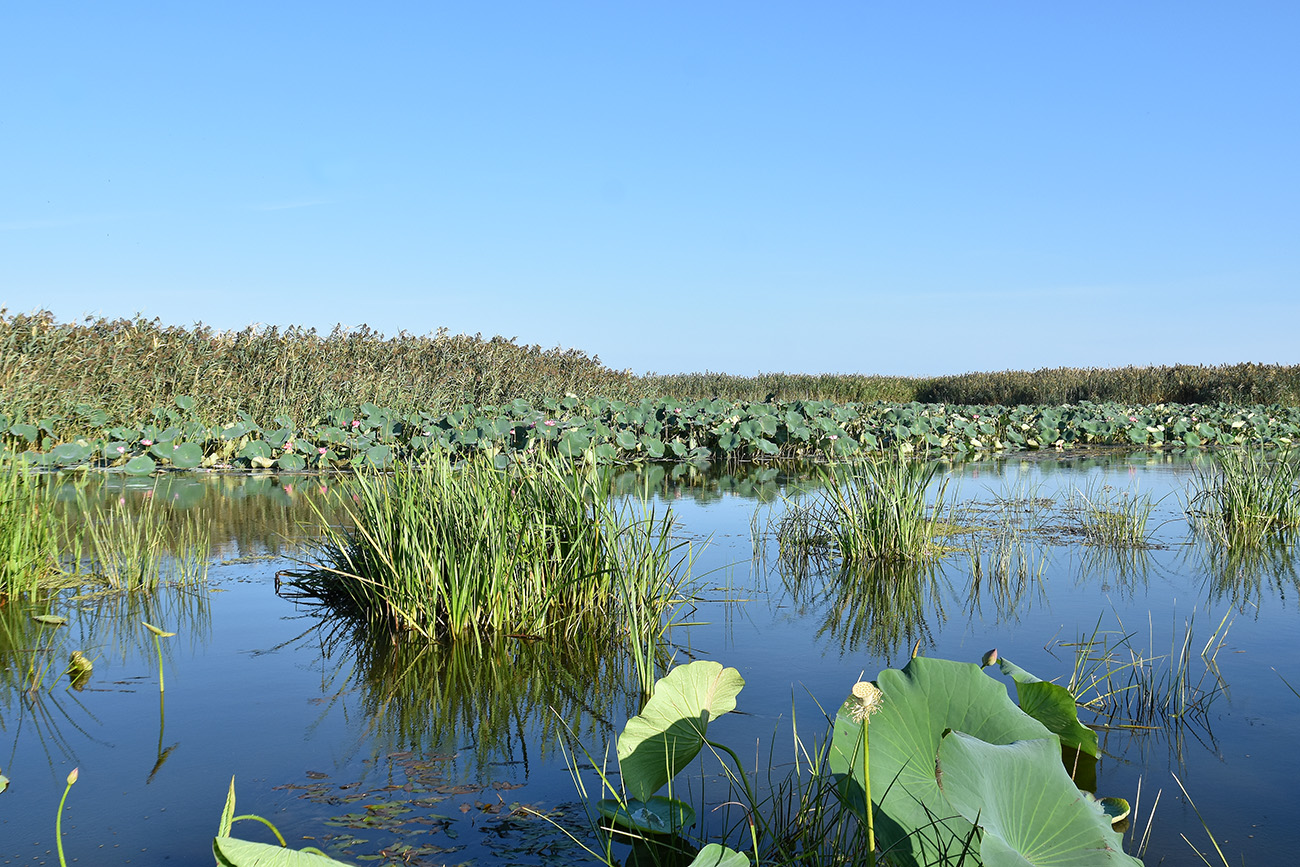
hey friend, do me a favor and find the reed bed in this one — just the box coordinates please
[7,311,1300,439]
[776,452,951,568]
[58,489,212,590]
[283,452,695,645]
[1070,480,1158,548]
[1187,448,1300,547]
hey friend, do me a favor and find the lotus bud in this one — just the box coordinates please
[981,648,999,668]
[67,767,79,786]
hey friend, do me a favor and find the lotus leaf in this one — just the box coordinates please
[830,656,1053,867]
[994,658,1098,757]
[617,661,744,801]
[596,795,696,835]
[125,455,157,476]
[936,732,1142,866]
[212,837,352,866]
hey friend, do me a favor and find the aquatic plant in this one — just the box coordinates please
[214,776,352,865]
[1187,447,1300,547]
[0,462,58,600]
[1071,479,1158,548]
[282,451,695,646]
[776,452,952,566]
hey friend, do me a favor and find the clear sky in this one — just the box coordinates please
[2,3,1297,376]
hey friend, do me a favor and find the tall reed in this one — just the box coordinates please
[60,487,211,590]
[283,452,694,646]
[776,452,951,567]
[1187,448,1300,547]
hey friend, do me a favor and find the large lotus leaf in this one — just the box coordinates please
[936,732,1143,866]
[596,795,696,835]
[617,661,744,801]
[687,844,750,867]
[125,455,157,476]
[170,442,204,469]
[212,837,352,866]
[996,658,1098,757]
[829,657,1052,867]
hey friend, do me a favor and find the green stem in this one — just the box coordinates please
[56,771,76,867]
[153,633,164,693]
[861,721,875,867]
[231,814,288,847]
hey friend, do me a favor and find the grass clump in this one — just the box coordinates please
[283,451,694,644]
[1072,480,1158,549]
[776,452,951,569]
[1187,448,1300,547]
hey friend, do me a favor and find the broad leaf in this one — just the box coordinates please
[212,837,351,866]
[936,732,1143,866]
[830,656,1052,867]
[997,658,1099,757]
[596,795,696,835]
[218,776,236,838]
[617,661,744,801]
[687,844,750,867]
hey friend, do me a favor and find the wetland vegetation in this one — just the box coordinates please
[3,310,1300,866]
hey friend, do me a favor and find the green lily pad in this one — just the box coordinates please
[125,454,157,476]
[996,658,1099,757]
[1100,797,1131,826]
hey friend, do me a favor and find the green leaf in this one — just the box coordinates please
[829,656,1052,867]
[174,395,196,412]
[616,430,640,451]
[238,441,272,461]
[212,836,353,866]
[617,661,745,801]
[996,658,1099,757]
[125,455,157,476]
[0,772,8,794]
[170,442,204,469]
[276,453,307,472]
[936,732,1142,866]
[32,614,68,626]
[687,844,750,867]
[596,796,696,836]
[9,423,38,443]
[218,777,237,838]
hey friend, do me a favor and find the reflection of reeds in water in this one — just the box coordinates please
[1072,544,1155,599]
[0,463,59,599]
[0,586,211,763]
[326,628,642,777]
[777,556,943,661]
[1189,537,1298,610]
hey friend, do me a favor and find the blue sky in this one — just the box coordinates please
[2,3,1297,376]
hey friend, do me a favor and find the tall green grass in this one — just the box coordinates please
[1187,448,1300,546]
[283,452,695,646]
[776,453,951,567]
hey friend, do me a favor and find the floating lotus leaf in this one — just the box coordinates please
[617,661,744,801]
[50,442,91,466]
[616,430,639,451]
[596,795,696,835]
[276,454,306,472]
[169,442,204,469]
[936,732,1142,866]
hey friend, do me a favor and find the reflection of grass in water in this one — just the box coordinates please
[1073,544,1155,599]
[776,555,943,661]
[0,463,59,600]
[1191,536,1298,609]
[325,627,642,777]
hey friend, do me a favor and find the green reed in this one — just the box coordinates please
[284,451,694,646]
[0,462,59,600]
[1071,480,1157,548]
[1187,447,1300,546]
[59,486,211,590]
[776,452,951,567]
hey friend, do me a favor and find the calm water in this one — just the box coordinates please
[2,454,1298,866]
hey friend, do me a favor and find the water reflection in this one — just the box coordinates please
[774,558,945,662]
[316,626,642,779]
[1190,538,1300,610]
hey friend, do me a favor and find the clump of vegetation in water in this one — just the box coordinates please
[0,461,59,601]
[775,452,953,567]
[282,451,695,647]
[1187,448,1300,547]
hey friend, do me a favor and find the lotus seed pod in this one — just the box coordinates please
[850,681,884,722]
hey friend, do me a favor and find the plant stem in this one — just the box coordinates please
[56,768,77,867]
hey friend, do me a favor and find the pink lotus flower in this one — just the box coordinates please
[318,485,328,495]
[318,447,327,455]
[116,446,125,454]
[141,439,153,446]
[543,420,556,427]
[284,441,294,451]
[284,485,294,495]
[351,420,361,428]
